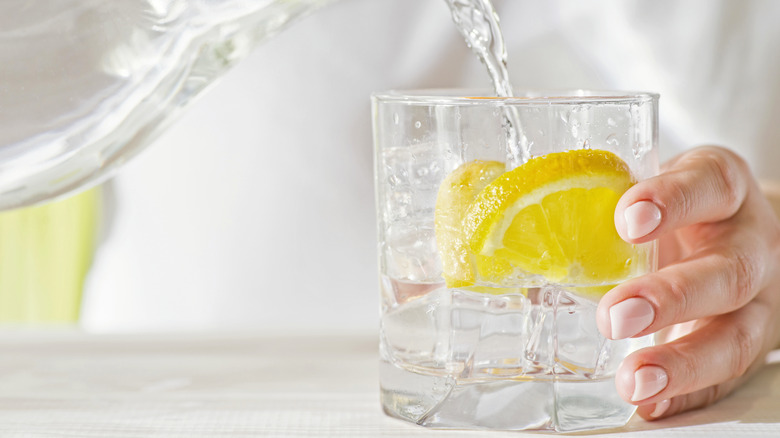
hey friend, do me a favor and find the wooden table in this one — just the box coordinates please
[0,330,778,437]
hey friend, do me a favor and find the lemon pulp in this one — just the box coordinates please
[435,149,641,296]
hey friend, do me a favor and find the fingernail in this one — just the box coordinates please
[624,201,662,239]
[632,366,668,402]
[609,297,655,339]
[650,399,671,418]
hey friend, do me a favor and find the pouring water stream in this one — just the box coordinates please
[443,0,529,166]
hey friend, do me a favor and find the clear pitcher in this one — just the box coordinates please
[0,0,335,210]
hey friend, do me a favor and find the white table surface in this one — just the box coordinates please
[0,330,778,437]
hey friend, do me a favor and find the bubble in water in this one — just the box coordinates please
[414,121,422,129]
[582,139,590,150]
[570,119,580,138]
[607,117,618,128]
[632,142,651,159]
[393,113,400,125]
[605,133,619,148]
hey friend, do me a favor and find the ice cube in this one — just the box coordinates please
[523,287,556,373]
[381,287,451,369]
[446,291,534,379]
[383,220,441,282]
[554,290,604,378]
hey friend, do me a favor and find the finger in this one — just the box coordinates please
[613,301,771,406]
[658,232,684,269]
[597,231,768,340]
[615,146,750,243]
[639,289,780,421]
[635,379,740,421]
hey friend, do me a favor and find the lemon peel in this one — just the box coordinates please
[434,160,509,288]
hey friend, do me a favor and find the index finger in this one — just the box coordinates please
[614,146,750,243]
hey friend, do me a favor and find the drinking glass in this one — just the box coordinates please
[372,89,659,432]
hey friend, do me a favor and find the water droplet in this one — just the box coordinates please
[414,121,422,129]
[393,113,399,125]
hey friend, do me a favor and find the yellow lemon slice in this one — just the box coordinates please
[434,160,512,290]
[464,149,639,286]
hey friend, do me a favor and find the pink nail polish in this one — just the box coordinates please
[650,399,671,418]
[632,366,668,402]
[609,297,654,339]
[624,201,662,239]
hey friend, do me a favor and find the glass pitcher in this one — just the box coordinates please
[0,0,336,211]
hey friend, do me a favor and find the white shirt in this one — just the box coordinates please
[80,0,780,332]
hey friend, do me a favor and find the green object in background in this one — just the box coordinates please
[0,188,100,323]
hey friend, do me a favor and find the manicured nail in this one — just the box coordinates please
[609,297,655,339]
[624,201,662,239]
[650,399,671,418]
[632,366,668,402]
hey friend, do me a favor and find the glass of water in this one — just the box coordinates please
[372,89,659,432]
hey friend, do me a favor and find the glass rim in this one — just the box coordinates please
[371,88,659,105]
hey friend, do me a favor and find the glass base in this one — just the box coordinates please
[378,286,651,432]
[380,359,635,432]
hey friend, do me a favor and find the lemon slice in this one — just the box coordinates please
[434,160,511,290]
[464,149,639,285]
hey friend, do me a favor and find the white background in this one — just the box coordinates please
[80,0,780,332]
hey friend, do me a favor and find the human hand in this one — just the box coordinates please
[597,146,780,420]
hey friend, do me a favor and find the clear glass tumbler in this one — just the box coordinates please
[372,90,659,432]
